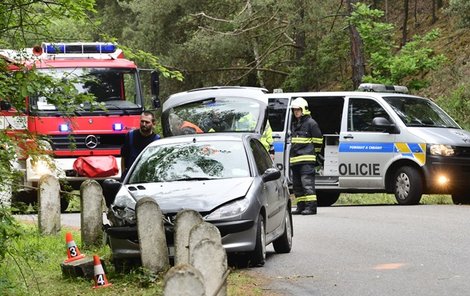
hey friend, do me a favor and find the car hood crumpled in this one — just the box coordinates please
[127,177,253,213]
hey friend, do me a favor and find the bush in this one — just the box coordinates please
[447,0,470,28]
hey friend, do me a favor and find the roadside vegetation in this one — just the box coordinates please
[0,214,262,296]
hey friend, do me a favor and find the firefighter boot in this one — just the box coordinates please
[292,201,305,215]
[301,201,317,215]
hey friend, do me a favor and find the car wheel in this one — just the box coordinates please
[316,191,340,207]
[393,166,422,205]
[273,207,293,253]
[249,214,266,267]
[452,192,470,205]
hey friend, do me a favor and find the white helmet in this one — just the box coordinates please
[291,97,309,114]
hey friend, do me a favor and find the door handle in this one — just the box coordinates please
[272,135,281,139]
[343,134,354,139]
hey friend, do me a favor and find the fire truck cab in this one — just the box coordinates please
[2,42,159,211]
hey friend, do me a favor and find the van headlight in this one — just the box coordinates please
[205,198,250,221]
[429,144,455,156]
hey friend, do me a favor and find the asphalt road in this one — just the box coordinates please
[247,204,470,296]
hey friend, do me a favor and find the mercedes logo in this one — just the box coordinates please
[85,135,98,149]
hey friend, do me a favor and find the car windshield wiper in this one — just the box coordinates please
[170,177,218,182]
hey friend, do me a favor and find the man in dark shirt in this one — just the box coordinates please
[121,111,160,180]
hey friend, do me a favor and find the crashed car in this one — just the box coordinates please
[103,133,292,268]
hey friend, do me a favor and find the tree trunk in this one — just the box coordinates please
[246,0,265,87]
[347,0,365,89]
[401,0,409,47]
[431,0,437,24]
[385,0,389,21]
[294,0,307,91]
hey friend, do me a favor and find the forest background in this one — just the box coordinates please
[0,0,469,187]
[1,0,469,127]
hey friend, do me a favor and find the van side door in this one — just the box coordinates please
[338,97,398,189]
[268,97,291,182]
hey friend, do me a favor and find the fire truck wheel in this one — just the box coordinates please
[60,197,70,213]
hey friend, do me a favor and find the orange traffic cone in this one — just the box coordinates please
[64,232,85,263]
[92,255,112,288]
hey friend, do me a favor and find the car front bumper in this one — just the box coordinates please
[104,218,256,260]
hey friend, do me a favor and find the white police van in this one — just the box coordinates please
[268,84,470,206]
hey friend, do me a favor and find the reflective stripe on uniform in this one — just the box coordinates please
[292,136,323,144]
[290,154,316,163]
[296,194,317,202]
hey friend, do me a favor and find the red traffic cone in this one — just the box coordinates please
[64,232,85,263]
[92,255,112,288]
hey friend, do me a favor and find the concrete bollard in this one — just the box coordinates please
[80,179,104,247]
[163,264,206,296]
[38,174,61,235]
[191,239,228,296]
[174,210,203,265]
[136,197,169,273]
[188,222,222,260]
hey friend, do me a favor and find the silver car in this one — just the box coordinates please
[104,133,292,269]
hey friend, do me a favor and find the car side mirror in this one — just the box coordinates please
[371,117,400,134]
[262,167,281,182]
[102,179,122,207]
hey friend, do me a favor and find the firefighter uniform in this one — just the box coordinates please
[290,98,323,215]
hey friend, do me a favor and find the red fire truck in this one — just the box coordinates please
[1,42,159,211]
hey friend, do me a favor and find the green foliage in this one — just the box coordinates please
[350,3,446,90]
[435,83,470,130]
[447,0,470,28]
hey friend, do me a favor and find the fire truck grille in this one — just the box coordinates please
[49,134,126,151]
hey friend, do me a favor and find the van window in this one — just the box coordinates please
[166,97,262,135]
[384,96,459,128]
[347,98,391,132]
[268,98,289,132]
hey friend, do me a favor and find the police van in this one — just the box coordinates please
[268,84,470,206]
[160,84,470,206]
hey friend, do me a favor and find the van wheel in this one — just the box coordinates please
[317,191,340,207]
[452,192,470,205]
[393,166,422,205]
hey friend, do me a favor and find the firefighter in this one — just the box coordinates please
[290,97,323,215]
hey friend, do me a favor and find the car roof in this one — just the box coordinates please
[147,132,254,148]
[163,86,268,111]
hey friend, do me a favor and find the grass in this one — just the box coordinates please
[335,193,452,205]
[0,223,262,296]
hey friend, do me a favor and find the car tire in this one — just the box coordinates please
[249,214,266,267]
[393,166,423,205]
[452,192,470,205]
[273,207,293,253]
[316,191,340,207]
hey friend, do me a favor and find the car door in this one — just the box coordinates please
[249,138,284,234]
[338,96,398,189]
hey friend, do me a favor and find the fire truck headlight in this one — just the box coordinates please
[429,144,455,156]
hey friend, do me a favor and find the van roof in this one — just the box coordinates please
[163,86,268,111]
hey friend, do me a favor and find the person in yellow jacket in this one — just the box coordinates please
[289,97,323,215]
[236,112,274,157]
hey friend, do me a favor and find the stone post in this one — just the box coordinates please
[174,210,203,265]
[38,174,61,235]
[188,222,222,260]
[191,239,228,296]
[136,197,169,273]
[80,179,104,247]
[163,264,206,296]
